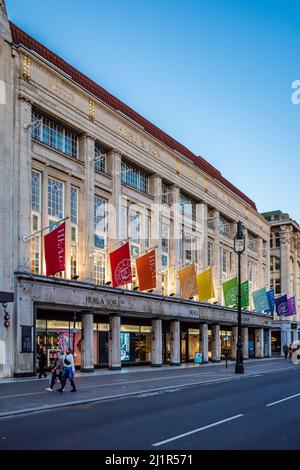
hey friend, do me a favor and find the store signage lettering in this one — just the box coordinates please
[85,296,123,307]
[118,125,160,158]
[188,309,199,318]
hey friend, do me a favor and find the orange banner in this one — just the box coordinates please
[178,263,197,300]
[136,250,157,291]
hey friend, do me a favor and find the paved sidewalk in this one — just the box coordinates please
[0,357,295,418]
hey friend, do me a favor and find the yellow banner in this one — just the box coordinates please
[196,268,215,301]
[178,263,197,300]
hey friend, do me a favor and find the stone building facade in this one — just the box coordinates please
[0,1,271,378]
[262,211,300,353]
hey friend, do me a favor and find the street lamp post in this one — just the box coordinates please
[234,221,246,374]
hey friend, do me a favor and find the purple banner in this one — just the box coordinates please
[287,297,297,316]
[275,295,289,316]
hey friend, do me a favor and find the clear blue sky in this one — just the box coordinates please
[6,0,300,221]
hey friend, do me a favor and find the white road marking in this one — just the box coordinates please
[266,392,300,407]
[152,414,244,447]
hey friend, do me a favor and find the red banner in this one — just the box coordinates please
[136,250,156,291]
[44,222,66,276]
[109,242,132,288]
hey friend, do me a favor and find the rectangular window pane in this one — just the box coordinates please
[70,186,78,225]
[95,145,106,173]
[48,177,64,219]
[162,224,169,253]
[121,160,149,193]
[94,252,105,285]
[179,193,193,217]
[32,171,41,212]
[130,212,141,244]
[145,216,151,248]
[32,109,77,159]
[94,196,107,235]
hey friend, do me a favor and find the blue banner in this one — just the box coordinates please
[266,288,275,313]
[252,288,270,312]
[275,294,289,316]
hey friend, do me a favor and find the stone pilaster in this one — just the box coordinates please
[106,149,122,243]
[268,329,272,358]
[170,320,180,366]
[231,326,238,360]
[242,327,249,359]
[18,98,32,272]
[257,238,264,288]
[197,203,207,272]
[212,210,221,303]
[212,324,221,362]
[280,226,291,297]
[151,319,162,367]
[241,228,248,283]
[169,186,181,296]
[201,323,209,363]
[41,168,49,275]
[109,315,121,370]
[255,328,264,358]
[150,175,162,293]
[81,312,94,372]
[80,135,95,282]
[0,10,17,377]
[14,286,34,377]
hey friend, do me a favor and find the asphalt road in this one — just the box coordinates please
[0,363,300,450]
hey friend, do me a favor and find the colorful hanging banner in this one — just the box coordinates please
[252,288,270,312]
[267,288,275,313]
[178,263,197,300]
[109,242,132,288]
[241,280,249,308]
[275,294,289,317]
[196,268,215,301]
[136,250,156,291]
[44,222,66,276]
[287,297,297,316]
[222,276,238,307]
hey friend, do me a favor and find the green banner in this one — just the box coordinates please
[222,276,238,307]
[222,277,249,308]
[241,280,249,308]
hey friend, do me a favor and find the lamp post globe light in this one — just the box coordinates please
[234,221,246,374]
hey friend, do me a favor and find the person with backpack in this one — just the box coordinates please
[57,348,77,393]
[45,350,64,391]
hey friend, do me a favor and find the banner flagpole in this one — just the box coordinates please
[106,237,131,253]
[23,216,69,242]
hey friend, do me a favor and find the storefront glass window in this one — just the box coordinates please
[120,325,152,364]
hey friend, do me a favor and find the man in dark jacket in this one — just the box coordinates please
[283,343,289,360]
[38,348,47,378]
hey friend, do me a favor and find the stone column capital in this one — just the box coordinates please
[108,148,123,157]
[18,93,33,104]
[81,133,97,141]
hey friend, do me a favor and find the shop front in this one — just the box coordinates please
[36,310,83,370]
[248,328,256,358]
[13,273,273,378]
[120,321,152,366]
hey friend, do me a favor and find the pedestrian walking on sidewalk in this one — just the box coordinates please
[289,344,293,360]
[57,348,77,393]
[45,350,64,391]
[38,347,47,378]
[283,343,289,360]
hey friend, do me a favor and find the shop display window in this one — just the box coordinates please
[120,325,152,364]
